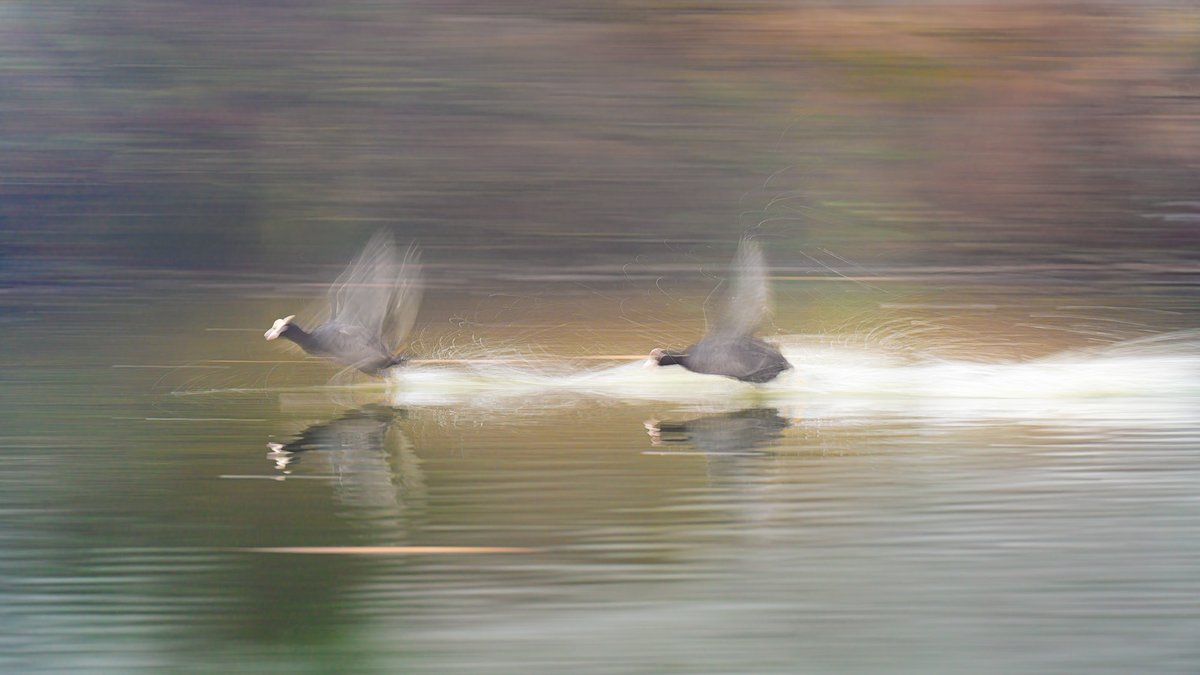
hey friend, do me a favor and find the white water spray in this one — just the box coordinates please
[386,330,1200,426]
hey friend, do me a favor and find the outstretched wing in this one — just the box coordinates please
[378,242,422,351]
[710,237,771,337]
[327,230,423,353]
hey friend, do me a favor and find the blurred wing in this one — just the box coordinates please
[328,230,395,332]
[327,230,423,352]
[712,237,770,337]
[379,243,423,350]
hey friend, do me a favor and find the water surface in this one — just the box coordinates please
[2,266,1198,673]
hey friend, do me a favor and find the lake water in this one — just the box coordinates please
[3,261,1198,673]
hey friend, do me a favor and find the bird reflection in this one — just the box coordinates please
[265,405,426,535]
[267,405,400,469]
[644,407,790,455]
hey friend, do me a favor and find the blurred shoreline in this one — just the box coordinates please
[2,1,1197,272]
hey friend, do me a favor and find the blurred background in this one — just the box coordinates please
[5,1,1198,274]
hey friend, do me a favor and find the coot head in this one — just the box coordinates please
[264,315,296,341]
[648,347,687,368]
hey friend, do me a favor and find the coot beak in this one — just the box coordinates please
[264,315,295,340]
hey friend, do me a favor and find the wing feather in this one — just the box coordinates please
[711,237,770,337]
[326,230,423,353]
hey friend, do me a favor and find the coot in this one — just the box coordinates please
[648,238,791,383]
[265,231,422,376]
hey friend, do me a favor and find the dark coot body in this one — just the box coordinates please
[274,322,406,376]
[650,238,791,383]
[265,231,422,377]
[653,336,790,384]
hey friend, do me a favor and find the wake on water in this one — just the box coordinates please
[386,330,1200,426]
